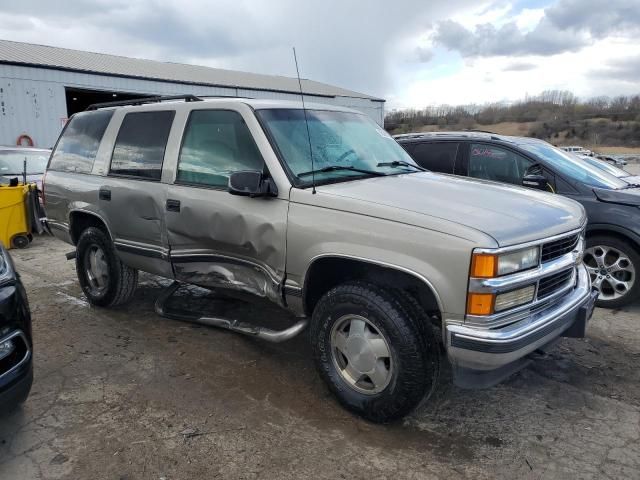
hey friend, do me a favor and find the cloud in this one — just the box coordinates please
[434,16,589,58]
[502,61,537,71]
[415,46,434,63]
[432,0,640,59]
[0,0,478,99]
[591,55,640,83]
[545,0,640,38]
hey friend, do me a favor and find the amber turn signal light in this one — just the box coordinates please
[467,293,495,316]
[471,253,497,278]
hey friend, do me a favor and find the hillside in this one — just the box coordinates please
[386,91,640,153]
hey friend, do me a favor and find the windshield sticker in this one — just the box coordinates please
[472,147,496,157]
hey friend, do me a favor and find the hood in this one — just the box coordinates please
[622,175,640,186]
[311,172,585,247]
[594,186,640,207]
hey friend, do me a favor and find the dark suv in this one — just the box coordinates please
[396,132,640,308]
[0,243,33,412]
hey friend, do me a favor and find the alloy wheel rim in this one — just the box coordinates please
[584,245,635,301]
[330,314,393,395]
[84,245,109,295]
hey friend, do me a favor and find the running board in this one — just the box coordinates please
[154,281,308,343]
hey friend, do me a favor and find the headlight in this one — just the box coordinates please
[0,247,12,284]
[467,285,536,316]
[0,249,7,278]
[471,246,540,278]
[0,339,15,361]
[494,285,536,312]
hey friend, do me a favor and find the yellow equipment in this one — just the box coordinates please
[0,183,33,249]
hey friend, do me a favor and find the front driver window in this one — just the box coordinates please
[469,143,532,186]
[177,110,264,188]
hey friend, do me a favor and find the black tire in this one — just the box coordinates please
[311,281,439,423]
[11,234,29,249]
[585,235,640,308]
[75,227,138,307]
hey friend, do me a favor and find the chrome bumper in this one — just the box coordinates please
[446,264,595,376]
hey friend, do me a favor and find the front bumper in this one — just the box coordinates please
[0,250,34,411]
[0,329,33,412]
[446,263,597,388]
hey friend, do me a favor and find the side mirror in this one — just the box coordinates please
[522,174,548,191]
[228,171,278,198]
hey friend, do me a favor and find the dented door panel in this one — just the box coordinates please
[165,185,288,303]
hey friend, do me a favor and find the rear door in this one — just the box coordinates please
[100,109,175,277]
[164,106,289,303]
[406,141,460,174]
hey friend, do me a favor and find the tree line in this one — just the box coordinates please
[385,91,640,146]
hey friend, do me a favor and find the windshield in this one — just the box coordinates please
[0,150,49,175]
[519,143,627,189]
[256,109,420,186]
[578,155,629,178]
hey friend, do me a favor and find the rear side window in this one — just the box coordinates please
[176,110,264,188]
[110,111,175,180]
[411,142,459,173]
[48,110,113,173]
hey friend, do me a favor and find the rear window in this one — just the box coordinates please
[411,142,459,173]
[110,111,175,180]
[48,110,113,173]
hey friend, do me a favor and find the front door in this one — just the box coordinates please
[164,108,288,303]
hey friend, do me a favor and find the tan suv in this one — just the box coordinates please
[43,95,597,422]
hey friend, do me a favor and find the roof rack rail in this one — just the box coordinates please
[465,129,498,134]
[85,94,203,111]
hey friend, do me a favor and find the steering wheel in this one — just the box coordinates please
[336,149,357,163]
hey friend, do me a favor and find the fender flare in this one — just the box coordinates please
[586,223,640,248]
[302,253,445,314]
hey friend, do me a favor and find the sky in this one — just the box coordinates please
[0,0,638,109]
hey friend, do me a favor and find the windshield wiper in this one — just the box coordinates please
[377,161,428,172]
[298,165,386,178]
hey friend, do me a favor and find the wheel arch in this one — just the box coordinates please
[68,210,113,245]
[302,254,443,323]
[586,223,640,253]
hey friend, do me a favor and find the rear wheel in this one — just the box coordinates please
[310,281,438,423]
[76,227,138,306]
[584,235,640,308]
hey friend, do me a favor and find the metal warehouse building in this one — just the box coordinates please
[0,39,385,148]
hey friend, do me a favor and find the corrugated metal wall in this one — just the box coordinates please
[0,64,384,148]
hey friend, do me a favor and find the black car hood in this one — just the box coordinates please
[593,187,640,207]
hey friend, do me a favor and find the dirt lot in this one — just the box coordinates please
[1,232,639,479]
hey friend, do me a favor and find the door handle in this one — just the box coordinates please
[166,199,181,212]
[99,188,111,201]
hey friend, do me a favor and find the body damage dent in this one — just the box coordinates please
[171,254,283,303]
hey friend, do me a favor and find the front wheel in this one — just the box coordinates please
[310,281,439,423]
[584,235,640,308]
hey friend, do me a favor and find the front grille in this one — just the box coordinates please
[541,234,580,262]
[537,268,574,299]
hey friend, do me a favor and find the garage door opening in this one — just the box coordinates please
[65,87,152,116]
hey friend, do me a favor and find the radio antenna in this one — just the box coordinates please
[293,47,316,194]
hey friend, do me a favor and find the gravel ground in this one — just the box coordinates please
[0,233,639,480]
